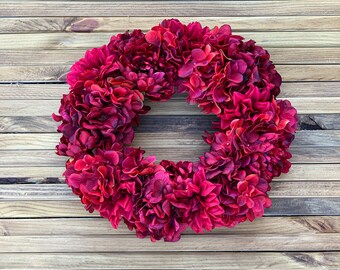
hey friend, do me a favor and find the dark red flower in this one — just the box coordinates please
[53,19,297,242]
[135,162,192,242]
[183,169,224,233]
[225,59,247,83]
[64,150,120,212]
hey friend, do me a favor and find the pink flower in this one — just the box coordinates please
[145,30,162,46]
[66,45,113,92]
[182,169,224,233]
[178,45,218,78]
[236,174,271,220]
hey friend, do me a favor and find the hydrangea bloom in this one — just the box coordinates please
[54,19,297,242]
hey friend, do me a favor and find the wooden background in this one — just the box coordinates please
[0,1,340,269]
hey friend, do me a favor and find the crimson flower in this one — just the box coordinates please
[179,169,224,233]
[53,19,297,242]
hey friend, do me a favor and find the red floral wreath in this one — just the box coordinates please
[53,19,298,242]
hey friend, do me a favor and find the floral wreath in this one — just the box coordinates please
[53,19,298,242]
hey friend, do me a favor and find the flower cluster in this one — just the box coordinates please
[54,19,297,242]
[135,161,224,241]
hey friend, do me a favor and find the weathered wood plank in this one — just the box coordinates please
[278,164,340,181]
[2,16,340,33]
[0,66,69,82]
[271,182,340,197]
[1,1,340,17]
[278,65,340,82]
[0,198,339,217]
[0,116,57,133]
[116,129,340,148]
[0,32,339,51]
[0,0,338,266]
[1,48,340,66]
[0,97,340,116]
[0,114,339,133]
[0,167,65,184]
[0,133,60,150]
[0,51,82,66]
[2,82,340,100]
[266,198,340,216]
[1,130,339,150]
[269,48,340,64]
[1,216,339,236]
[0,184,75,200]
[101,95,340,114]
[0,234,339,252]
[0,100,60,116]
[289,147,340,163]
[1,164,339,184]
[0,84,68,99]
[298,114,340,130]
[0,200,93,218]
[0,182,339,200]
[1,64,340,82]
[0,252,339,270]
[0,146,340,166]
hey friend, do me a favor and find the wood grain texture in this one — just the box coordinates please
[1,114,339,133]
[0,32,339,51]
[1,64,340,82]
[0,252,338,270]
[1,164,339,184]
[2,82,340,99]
[2,16,340,33]
[1,48,340,65]
[0,198,339,217]
[1,216,339,236]
[1,234,339,252]
[1,130,340,151]
[1,1,340,17]
[1,97,340,116]
[0,182,339,200]
[1,147,340,166]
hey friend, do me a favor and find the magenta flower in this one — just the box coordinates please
[53,19,297,242]
[178,45,218,78]
[64,151,119,212]
[183,169,224,233]
[225,59,247,83]
[135,164,191,242]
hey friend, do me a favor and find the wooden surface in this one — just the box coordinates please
[0,1,340,269]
